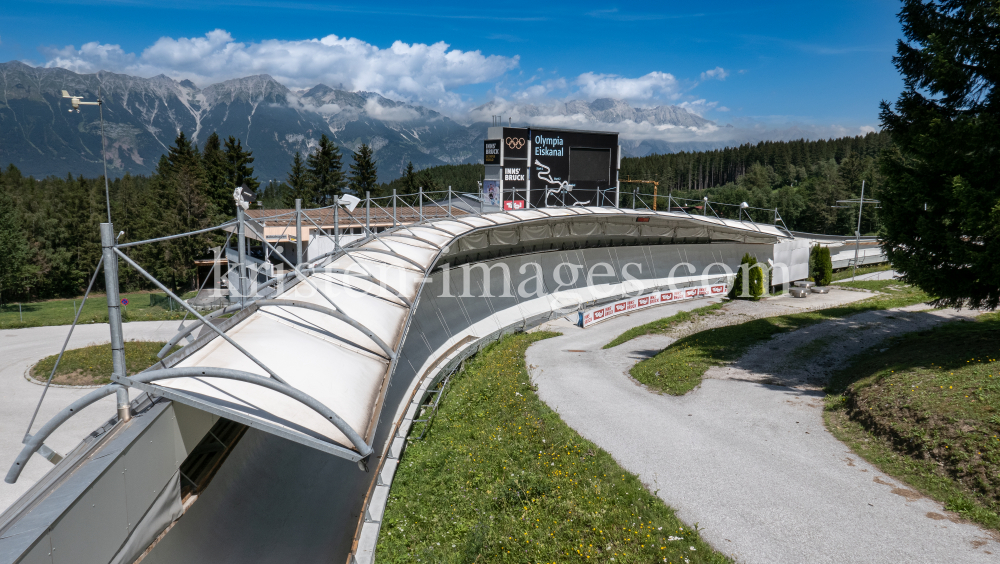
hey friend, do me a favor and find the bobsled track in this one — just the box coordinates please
[0,201,814,564]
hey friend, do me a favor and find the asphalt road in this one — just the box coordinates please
[527,302,999,563]
[0,320,181,513]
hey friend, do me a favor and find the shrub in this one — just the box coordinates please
[809,245,833,286]
[729,253,766,300]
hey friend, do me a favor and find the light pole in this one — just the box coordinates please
[63,86,112,223]
[835,180,881,281]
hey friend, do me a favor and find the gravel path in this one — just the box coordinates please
[656,286,872,340]
[832,269,900,283]
[0,320,182,513]
[526,298,998,563]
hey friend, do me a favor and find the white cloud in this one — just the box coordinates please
[700,67,728,81]
[859,125,878,134]
[678,99,718,116]
[574,71,680,101]
[363,99,420,121]
[314,103,344,116]
[42,29,519,107]
[511,78,568,101]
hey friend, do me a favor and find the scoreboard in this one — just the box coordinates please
[483,126,620,209]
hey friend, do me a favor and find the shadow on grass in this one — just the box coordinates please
[824,312,1000,531]
[630,280,932,396]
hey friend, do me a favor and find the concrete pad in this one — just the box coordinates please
[765,286,870,310]
[0,321,182,513]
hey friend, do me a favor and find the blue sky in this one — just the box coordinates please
[0,0,904,134]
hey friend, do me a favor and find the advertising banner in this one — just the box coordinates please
[502,128,529,161]
[580,283,728,328]
[484,140,501,165]
[504,200,526,210]
[482,180,500,206]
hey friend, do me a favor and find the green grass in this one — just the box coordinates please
[603,301,725,349]
[629,280,932,395]
[0,291,199,330]
[823,312,1000,531]
[831,263,892,282]
[376,332,731,564]
[30,341,180,386]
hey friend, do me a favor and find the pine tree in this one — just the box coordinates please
[202,132,230,216]
[0,190,29,304]
[223,136,260,214]
[879,0,1000,309]
[306,134,346,206]
[155,132,215,292]
[260,181,288,209]
[349,143,379,197]
[402,162,418,194]
[879,0,1000,310]
[282,152,310,207]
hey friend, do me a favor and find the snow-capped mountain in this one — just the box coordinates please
[0,61,715,181]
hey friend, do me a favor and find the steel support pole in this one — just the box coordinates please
[448,186,452,217]
[236,205,247,307]
[852,180,865,281]
[365,191,370,233]
[100,223,127,392]
[116,387,131,422]
[419,187,424,221]
[334,197,340,252]
[295,199,303,266]
[392,189,397,227]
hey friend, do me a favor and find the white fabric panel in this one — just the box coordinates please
[709,230,745,242]
[675,226,709,238]
[640,225,673,237]
[605,222,639,236]
[520,224,552,241]
[570,222,603,236]
[458,231,489,251]
[489,228,520,246]
[551,222,571,238]
[170,313,386,447]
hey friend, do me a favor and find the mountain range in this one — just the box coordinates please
[0,61,717,182]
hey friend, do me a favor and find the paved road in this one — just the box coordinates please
[527,303,999,563]
[0,321,181,513]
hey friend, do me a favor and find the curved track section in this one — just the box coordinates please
[1,207,798,564]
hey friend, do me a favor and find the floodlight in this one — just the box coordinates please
[233,184,255,210]
[740,202,749,209]
[338,194,361,212]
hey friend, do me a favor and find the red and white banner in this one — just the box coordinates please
[580,284,727,328]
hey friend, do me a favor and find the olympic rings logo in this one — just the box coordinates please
[506,137,525,149]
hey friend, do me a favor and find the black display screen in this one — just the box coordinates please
[570,148,611,183]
